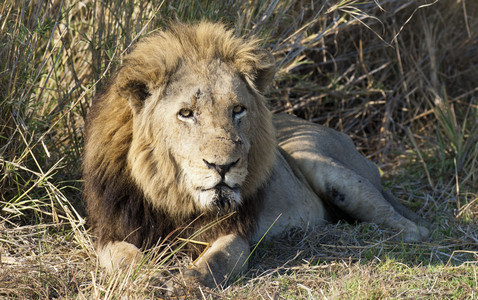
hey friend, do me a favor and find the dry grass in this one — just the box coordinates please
[1,0,477,298]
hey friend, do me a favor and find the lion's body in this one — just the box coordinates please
[83,22,428,288]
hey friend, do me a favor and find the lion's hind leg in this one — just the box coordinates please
[381,189,431,229]
[274,113,429,241]
[295,156,429,242]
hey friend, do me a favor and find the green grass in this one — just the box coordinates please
[1,0,478,298]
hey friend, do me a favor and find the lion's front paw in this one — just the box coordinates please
[97,241,142,272]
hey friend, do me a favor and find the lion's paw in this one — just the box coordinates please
[97,241,142,272]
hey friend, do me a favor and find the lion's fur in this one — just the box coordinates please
[83,21,429,287]
[83,22,276,252]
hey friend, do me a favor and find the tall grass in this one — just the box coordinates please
[1,0,477,298]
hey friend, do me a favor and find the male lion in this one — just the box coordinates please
[83,21,429,287]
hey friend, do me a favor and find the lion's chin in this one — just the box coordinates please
[198,187,242,214]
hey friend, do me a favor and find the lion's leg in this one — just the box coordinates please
[381,189,431,228]
[97,241,142,272]
[183,234,249,288]
[297,158,429,241]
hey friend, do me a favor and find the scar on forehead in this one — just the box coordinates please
[195,88,201,99]
[190,88,202,106]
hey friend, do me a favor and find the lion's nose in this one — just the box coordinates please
[203,159,239,178]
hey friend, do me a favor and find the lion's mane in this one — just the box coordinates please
[83,22,276,253]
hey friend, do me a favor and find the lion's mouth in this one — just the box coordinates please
[213,185,239,213]
[199,183,241,214]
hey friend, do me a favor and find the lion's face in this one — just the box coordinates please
[125,59,274,215]
[157,61,253,212]
[111,23,277,217]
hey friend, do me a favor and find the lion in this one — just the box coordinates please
[83,21,429,288]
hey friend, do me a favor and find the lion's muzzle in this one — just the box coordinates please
[191,133,248,212]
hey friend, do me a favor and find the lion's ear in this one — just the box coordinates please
[115,66,152,113]
[253,50,275,94]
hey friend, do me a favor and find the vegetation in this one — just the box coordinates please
[1,0,477,298]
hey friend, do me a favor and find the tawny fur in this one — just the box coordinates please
[83,21,429,288]
[83,22,276,250]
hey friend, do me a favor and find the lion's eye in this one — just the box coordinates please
[178,108,194,118]
[232,105,246,117]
